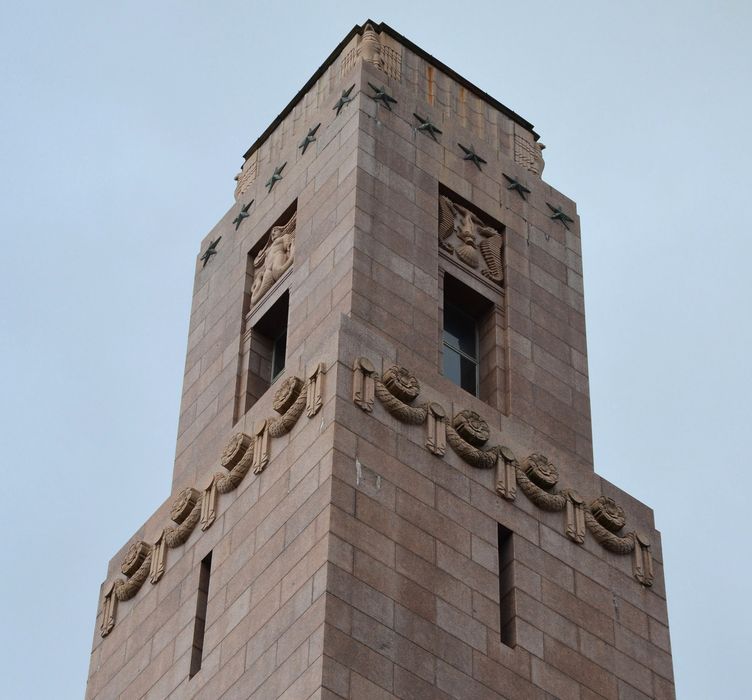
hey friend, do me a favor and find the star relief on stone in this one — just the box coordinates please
[413,113,442,141]
[367,82,397,110]
[503,174,531,200]
[458,143,487,171]
[265,162,286,192]
[298,123,321,155]
[333,85,356,115]
[200,236,221,268]
[232,200,253,230]
[546,203,574,229]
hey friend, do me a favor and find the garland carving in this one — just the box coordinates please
[373,370,428,424]
[100,366,327,637]
[353,358,655,588]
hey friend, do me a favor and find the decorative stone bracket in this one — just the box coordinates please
[352,358,654,588]
[99,364,327,637]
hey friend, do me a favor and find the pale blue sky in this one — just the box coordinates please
[1,1,750,697]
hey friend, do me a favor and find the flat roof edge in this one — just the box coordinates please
[241,19,538,161]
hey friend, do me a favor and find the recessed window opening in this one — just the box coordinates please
[443,301,479,395]
[442,274,494,398]
[498,524,516,647]
[234,290,290,423]
[271,325,287,381]
[189,551,212,678]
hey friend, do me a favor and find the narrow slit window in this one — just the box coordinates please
[498,524,516,647]
[189,551,212,678]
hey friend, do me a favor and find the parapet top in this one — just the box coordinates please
[241,19,539,162]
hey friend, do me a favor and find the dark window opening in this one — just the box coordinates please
[271,326,287,381]
[498,524,515,648]
[234,290,289,422]
[189,551,212,678]
[443,301,479,395]
[442,274,494,399]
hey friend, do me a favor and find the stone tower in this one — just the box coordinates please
[86,21,674,700]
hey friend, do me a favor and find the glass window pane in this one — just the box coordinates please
[443,304,477,358]
[460,355,478,395]
[442,346,462,385]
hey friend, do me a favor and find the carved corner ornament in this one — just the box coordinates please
[100,540,153,637]
[633,531,654,586]
[438,195,503,286]
[200,477,219,531]
[250,211,296,307]
[268,377,307,437]
[346,23,401,80]
[149,531,167,584]
[350,358,656,588]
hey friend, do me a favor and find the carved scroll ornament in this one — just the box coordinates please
[438,195,503,286]
[352,358,655,588]
[100,365,327,637]
[250,212,296,307]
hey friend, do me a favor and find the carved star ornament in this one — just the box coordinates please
[546,203,574,229]
[200,237,221,267]
[299,123,321,155]
[413,113,442,141]
[232,200,253,230]
[503,174,531,200]
[333,85,355,116]
[368,82,397,110]
[458,143,487,171]
[265,163,286,192]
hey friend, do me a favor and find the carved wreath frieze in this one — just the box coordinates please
[352,357,654,589]
[453,410,490,446]
[100,362,327,638]
[438,195,503,286]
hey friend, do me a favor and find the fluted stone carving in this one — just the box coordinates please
[495,447,518,501]
[306,363,326,418]
[353,357,376,412]
[426,403,447,456]
[565,491,587,544]
[341,23,402,81]
[513,131,545,176]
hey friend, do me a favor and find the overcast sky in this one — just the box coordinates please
[1,1,750,697]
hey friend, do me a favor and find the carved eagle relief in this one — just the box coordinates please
[438,195,503,286]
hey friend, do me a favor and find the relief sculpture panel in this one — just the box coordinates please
[250,211,296,307]
[438,195,503,286]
